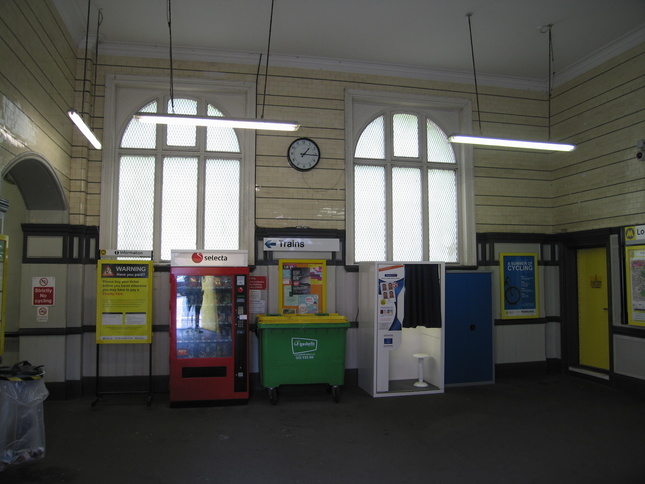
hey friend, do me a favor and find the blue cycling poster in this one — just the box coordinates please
[500,253,539,319]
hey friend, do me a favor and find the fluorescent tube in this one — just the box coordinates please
[449,135,575,152]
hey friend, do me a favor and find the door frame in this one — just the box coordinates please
[560,228,619,379]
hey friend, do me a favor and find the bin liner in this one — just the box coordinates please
[0,361,48,472]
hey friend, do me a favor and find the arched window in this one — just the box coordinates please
[116,96,242,261]
[347,91,475,265]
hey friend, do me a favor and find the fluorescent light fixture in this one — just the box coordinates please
[67,109,102,150]
[449,135,575,152]
[134,113,300,132]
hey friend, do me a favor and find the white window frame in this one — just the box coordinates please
[345,89,476,266]
[100,75,256,263]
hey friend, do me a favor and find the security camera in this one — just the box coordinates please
[637,140,645,159]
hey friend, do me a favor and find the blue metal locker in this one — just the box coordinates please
[445,271,494,385]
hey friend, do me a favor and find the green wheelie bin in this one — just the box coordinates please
[256,314,350,404]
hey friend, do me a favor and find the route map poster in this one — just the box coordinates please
[500,253,539,319]
[625,245,645,327]
[96,260,153,343]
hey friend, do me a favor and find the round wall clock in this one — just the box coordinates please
[287,138,320,171]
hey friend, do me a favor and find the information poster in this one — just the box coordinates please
[0,235,7,355]
[279,259,326,314]
[500,253,539,319]
[96,260,153,343]
[624,245,645,326]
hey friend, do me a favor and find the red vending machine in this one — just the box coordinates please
[169,250,249,405]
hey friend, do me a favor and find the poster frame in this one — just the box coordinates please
[278,259,326,315]
[95,259,154,344]
[499,253,539,320]
[624,244,645,327]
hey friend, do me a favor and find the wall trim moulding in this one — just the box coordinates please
[99,24,644,93]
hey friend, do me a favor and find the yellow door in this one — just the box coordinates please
[577,248,609,370]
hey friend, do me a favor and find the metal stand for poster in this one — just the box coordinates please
[92,251,155,409]
[91,343,154,409]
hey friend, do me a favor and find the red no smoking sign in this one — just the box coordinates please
[32,276,55,306]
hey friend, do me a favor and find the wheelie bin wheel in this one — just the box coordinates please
[268,387,279,405]
[331,385,341,403]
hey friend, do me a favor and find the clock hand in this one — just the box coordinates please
[300,148,310,156]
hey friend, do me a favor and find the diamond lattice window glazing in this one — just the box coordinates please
[117,156,155,250]
[392,167,423,261]
[355,116,385,159]
[427,120,456,163]
[392,113,419,158]
[204,159,240,250]
[428,169,457,262]
[354,165,386,261]
[161,157,198,260]
[206,105,240,152]
[121,102,157,149]
[352,109,460,264]
[166,98,197,147]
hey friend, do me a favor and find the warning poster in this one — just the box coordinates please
[96,260,153,343]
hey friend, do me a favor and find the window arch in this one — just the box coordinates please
[101,77,256,264]
[116,95,242,261]
[347,90,475,265]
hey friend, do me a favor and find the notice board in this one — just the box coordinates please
[625,244,645,326]
[96,260,153,343]
[278,259,326,314]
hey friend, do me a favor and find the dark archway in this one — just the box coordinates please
[2,153,67,211]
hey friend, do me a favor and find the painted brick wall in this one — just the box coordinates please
[2,4,643,234]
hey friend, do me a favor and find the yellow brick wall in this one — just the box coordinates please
[551,44,645,232]
[2,3,643,235]
[0,0,77,202]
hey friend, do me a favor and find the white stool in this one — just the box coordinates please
[413,353,429,388]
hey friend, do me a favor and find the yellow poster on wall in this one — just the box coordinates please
[96,260,153,343]
[624,245,645,327]
[279,259,326,315]
[0,235,7,355]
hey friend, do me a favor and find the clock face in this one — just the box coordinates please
[288,138,320,171]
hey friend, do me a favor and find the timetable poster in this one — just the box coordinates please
[96,260,153,343]
[625,245,645,326]
[500,253,539,319]
[279,260,326,315]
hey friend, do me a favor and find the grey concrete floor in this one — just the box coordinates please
[2,374,644,484]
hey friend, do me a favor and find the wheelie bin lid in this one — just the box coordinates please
[257,313,350,328]
[0,361,45,381]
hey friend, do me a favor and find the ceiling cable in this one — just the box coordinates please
[448,13,574,152]
[67,0,102,150]
[134,0,299,131]
[547,24,554,141]
[261,0,276,120]
[91,9,103,123]
[466,13,483,136]
[167,0,175,114]
[81,0,91,118]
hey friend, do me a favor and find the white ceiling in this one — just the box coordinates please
[54,0,645,88]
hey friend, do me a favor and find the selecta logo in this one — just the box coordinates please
[191,252,228,263]
[291,337,318,354]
